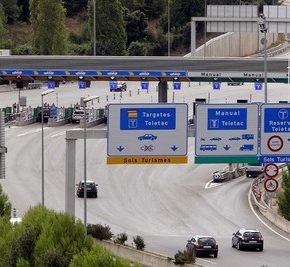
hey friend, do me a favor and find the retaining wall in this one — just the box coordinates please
[192,32,278,57]
[95,240,200,267]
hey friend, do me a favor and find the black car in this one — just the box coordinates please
[186,235,218,258]
[36,107,50,122]
[232,229,263,251]
[76,180,98,198]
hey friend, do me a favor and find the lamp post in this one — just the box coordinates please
[93,0,96,56]
[41,89,55,206]
[83,95,99,236]
[259,13,268,103]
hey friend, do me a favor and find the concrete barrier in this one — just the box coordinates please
[47,118,67,127]
[192,32,278,57]
[95,240,200,267]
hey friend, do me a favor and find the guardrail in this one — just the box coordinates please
[251,163,290,233]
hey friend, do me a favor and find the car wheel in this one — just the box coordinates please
[232,240,235,248]
[213,252,218,258]
[237,241,242,250]
[259,245,263,251]
[246,174,249,177]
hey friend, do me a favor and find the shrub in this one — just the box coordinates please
[174,250,195,265]
[114,232,128,245]
[87,224,113,240]
[133,235,145,250]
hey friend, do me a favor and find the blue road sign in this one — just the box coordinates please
[110,81,117,90]
[207,108,247,130]
[120,108,176,130]
[264,108,290,133]
[173,82,181,90]
[48,80,55,89]
[255,82,263,90]
[107,103,188,157]
[213,82,221,90]
[141,81,149,90]
[78,81,86,89]
[259,155,290,163]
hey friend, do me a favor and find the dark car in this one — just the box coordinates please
[232,229,263,251]
[76,180,98,198]
[36,107,50,122]
[186,235,218,258]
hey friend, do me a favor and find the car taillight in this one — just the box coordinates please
[258,237,263,241]
[241,237,248,241]
[214,244,218,249]
[194,244,201,248]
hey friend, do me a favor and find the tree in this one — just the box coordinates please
[278,165,290,220]
[29,0,68,55]
[64,0,87,17]
[87,0,127,55]
[0,183,11,218]
[127,41,147,56]
[125,10,148,45]
[17,0,30,22]
[0,0,20,23]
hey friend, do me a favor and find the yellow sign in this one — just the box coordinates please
[107,156,188,164]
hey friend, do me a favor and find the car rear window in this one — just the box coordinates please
[243,232,261,238]
[198,237,216,245]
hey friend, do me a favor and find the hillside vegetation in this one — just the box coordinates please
[0,0,277,56]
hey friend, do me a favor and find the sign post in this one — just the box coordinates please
[260,104,290,163]
[195,104,259,163]
[107,103,188,164]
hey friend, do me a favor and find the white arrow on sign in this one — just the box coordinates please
[264,163,279,178]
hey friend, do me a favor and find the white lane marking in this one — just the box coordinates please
[50,131,65,138]
[197,258,217,265]
[205,180,224,189]
[248,188,290,242]
[17,128,46,137]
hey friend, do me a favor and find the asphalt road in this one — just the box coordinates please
[0,55,289,73]
[1,81,290,267]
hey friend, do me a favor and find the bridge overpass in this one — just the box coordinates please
[0,56,289,83]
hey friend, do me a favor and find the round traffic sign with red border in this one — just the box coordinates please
[267,135,283,152]
[264,178,279,192]
[264,163,279,178]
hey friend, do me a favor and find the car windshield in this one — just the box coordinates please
[198,237,216,245]
[80,182,95,188]
[243,232,261,238]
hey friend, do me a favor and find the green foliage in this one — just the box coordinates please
[133,235,145,250]
[0,0,20,24]
[69,244,139,267]
[87,0,127,55]
[30,0,68,55]
[87,224,113,240]
[64,0,88,17]
[278,164,290,220]
[0,183,11,218]
[127,41,147,56]
[125,10,148,45]
[13,44,34,55]
[16,258,30,267]
[114,232,128,245]
[174,250,195,265]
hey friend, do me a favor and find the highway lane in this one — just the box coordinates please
[0,55,289,73]
[1,82,290,266]
[3,124,290,267]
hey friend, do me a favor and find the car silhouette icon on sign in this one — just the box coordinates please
[210,137,222,141]
[229,137,241,141]
[138,134,157,141]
